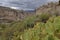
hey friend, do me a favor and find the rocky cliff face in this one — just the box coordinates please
[0,6,35,23]
[36,2,59,15]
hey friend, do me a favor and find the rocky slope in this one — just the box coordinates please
[0,2,59,23]
[0,6,35,23]
[36,2,60,15]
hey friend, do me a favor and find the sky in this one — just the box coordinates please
[0,0,59,10]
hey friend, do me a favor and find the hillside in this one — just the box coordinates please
[1,2,60,40]
[0,6,35,23]
[36,2,59,15]
[0,2,59,23]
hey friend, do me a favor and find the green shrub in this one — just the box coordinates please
[1,13,60,40]
[21,16,60,40]
[36,13,52,23]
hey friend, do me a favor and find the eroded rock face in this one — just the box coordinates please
[0,6,35,23]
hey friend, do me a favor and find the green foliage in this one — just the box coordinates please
[0,13,60,40]
[36,13,51,23]
[21,16,60,40]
